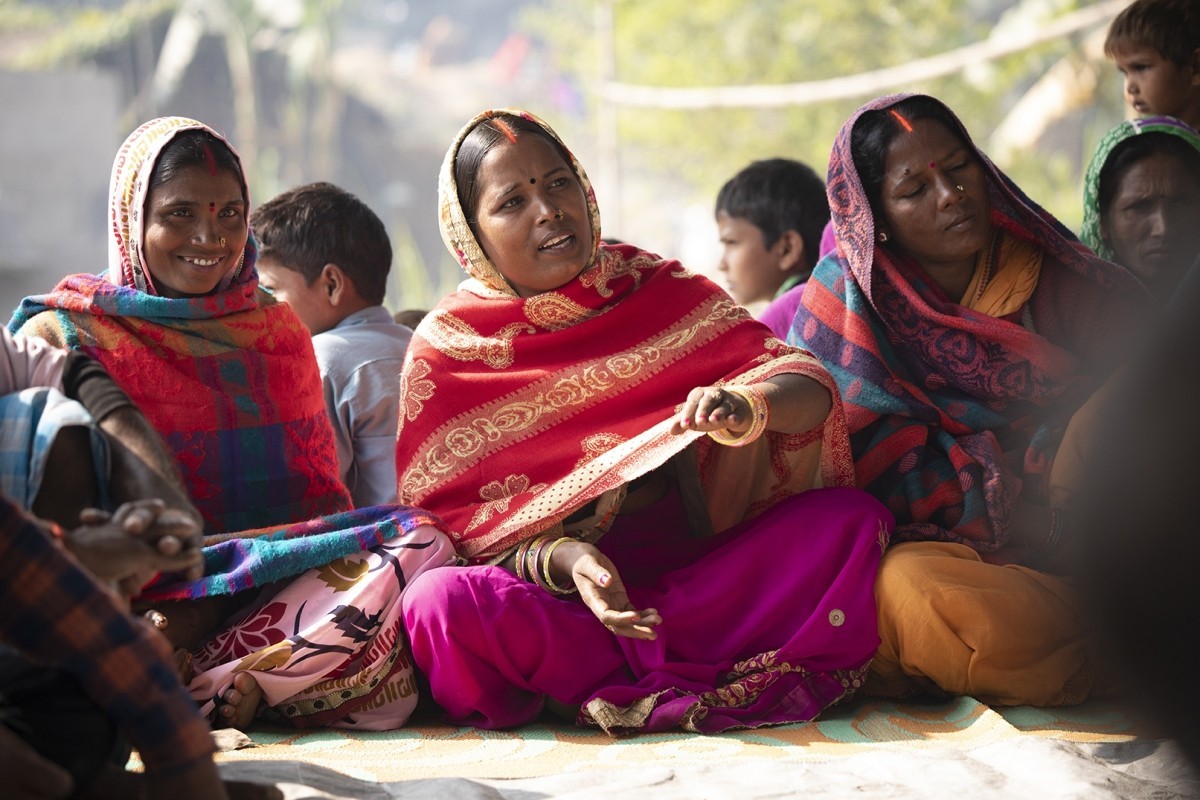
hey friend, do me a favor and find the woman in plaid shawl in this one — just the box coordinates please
[10,117,455,731]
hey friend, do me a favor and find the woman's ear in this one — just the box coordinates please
[775,229,807,274]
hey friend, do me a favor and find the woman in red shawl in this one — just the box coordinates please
[791,94,1147,705]
[395,109,891,734]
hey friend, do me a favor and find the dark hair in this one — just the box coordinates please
[249,181,392,305]
[850,96,971,218]
[1105,0,1200,66]
[1098,132,1200,219]
[715,158,829,272]
[148,129,243,196]
[454,113,574,234]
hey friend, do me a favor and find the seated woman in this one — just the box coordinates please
[791,94,1148,706]
[1081,115,1200,301]
[9,117,455,731]
[395,109,891,734]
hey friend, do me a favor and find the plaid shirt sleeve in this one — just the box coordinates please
[0,495,215,773]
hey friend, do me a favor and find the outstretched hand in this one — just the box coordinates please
[669,385,751,436]
[552,540,661,640]
[65,499,204,596]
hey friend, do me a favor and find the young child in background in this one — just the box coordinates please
[714,158,830,339]
[252,182,411,507]
[1105,0,1200,130]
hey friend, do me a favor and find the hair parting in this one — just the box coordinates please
[492,118,518,144]
[888,109,914,133]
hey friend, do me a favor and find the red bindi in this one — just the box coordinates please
[209,202,216,212]
[929,162,936,169]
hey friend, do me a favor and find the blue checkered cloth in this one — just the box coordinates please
[0,388,108,510]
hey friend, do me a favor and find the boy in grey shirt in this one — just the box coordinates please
[253,182,411,507]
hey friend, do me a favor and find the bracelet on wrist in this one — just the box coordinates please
[540,537,579,595]
[1044,508,1067,553]
[526,535,554,591]
[513,537,535,582]
[707,384,770,447]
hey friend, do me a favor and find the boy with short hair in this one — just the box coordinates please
[251,182,411,507]
[714,158,830,340]
[1105,0,1200,130]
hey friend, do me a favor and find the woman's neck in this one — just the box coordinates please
[918,256,978,302]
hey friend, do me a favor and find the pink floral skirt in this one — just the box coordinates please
[189,524,456,729]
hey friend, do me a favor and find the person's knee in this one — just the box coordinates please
[32,424,99,525]
[401,566,475,626]
[814,486,894,534]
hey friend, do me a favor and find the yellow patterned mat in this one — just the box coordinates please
[211,697,1147,783]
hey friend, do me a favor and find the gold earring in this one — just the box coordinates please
[877,231,888,243]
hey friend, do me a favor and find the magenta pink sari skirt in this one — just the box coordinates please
[402,486,890,733]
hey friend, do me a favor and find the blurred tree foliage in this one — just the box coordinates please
[521,0,1126,231]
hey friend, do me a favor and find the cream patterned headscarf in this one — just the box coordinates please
[107,116,250,295]
[436,108,603,295]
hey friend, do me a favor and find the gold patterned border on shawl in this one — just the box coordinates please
[454,350,833,561]
[420,310,536,369]
[400,296,747,502]
[581,660,871,734]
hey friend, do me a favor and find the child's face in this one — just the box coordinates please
[716,212,790,306]
[257,256,334,335]
[1112,45,1200,122]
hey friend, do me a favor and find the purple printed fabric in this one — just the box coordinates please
[758,283,806,340]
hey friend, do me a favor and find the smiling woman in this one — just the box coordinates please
[10,117,341,533]
[140,134,249,298]
[8,116,456,734]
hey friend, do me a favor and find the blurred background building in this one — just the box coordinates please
[0,0,1128,318]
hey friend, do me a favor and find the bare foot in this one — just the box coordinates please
[172,647,195,683]
[215,672,262,730]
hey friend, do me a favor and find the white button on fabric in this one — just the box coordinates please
[829,609,845,627]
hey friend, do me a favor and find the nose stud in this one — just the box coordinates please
[554,209,564,220]
[955,185,964,193]
[220,237,227,247]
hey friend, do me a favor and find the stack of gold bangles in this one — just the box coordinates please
[707,384,770,447]
[514,534,579,595]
